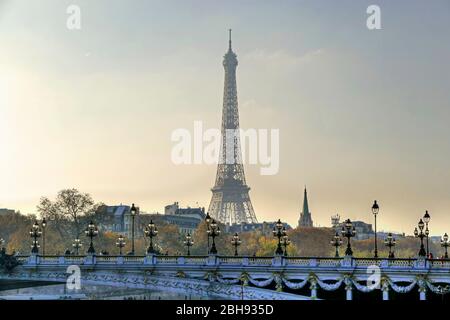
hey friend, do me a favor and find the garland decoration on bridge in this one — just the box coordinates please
[426,280,450,295]
[281,276,310,290]
[315,277,344,291]
[216,275,241,285]
[247,275,274,287]
[387,278,417,293]
[350,278,377,293]
[203,271,220,282]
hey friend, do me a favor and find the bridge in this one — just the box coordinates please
[1,253,450,300]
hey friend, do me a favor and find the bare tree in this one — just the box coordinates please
[37,189,100,239]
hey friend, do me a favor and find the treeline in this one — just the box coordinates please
[0,188,445,258]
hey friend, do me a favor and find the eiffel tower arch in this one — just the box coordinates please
[208,30,258,225]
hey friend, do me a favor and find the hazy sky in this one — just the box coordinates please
[1,0,450,235]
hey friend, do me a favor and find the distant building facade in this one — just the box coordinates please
[331,215,374,240]
[298,188,313,227]
[0,208,15,216]
[225,221,292,235]
[96,204,140,238]
[161,202,206,234]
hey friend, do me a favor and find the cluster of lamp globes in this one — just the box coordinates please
[330,201,450,259]
[13,200,450,259]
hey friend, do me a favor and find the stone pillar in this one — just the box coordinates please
[28,254,38,266]
[58,256,65,265]
[345,278,353,300]
[177,256,185,265]
[381,280,389,301]
[382,287,389,301]
[419,287,427,301]
[273,274,283,292]
[117,256,124,264]
[207,254,218,266]
[341,255,353,268]
[346,286,353,300]
[310,278,318,300]
[418,277,427,300]
[84,254,95,265]
[309,258,318,267]
[414,256,426,269]
[144,253,155,265]
[242,257,249,266]
[272,255,282,267]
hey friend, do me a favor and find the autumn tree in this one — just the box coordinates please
[37,188,102,240]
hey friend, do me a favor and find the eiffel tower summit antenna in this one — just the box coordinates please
[207,30,258,225]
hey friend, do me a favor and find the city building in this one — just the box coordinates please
[225,221,292,235]
[95,204,140,238]
[298,187,313,227]
[331,215,374,240]
[161,202,206,235]
[0,208,15,216]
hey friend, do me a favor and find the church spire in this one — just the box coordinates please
[298,186,313,227]
[303,187,309,216]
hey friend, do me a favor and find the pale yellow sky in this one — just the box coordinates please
[1,0,450,235]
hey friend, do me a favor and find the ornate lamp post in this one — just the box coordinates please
[144,220,158,254]
[207,219,220,255]
[423,210,431,256]
[414,219,427,257]
[130,203,137,255]
[205,212,211,254]
[41,217,47,256]
[330,232,343,257]
[272,219,284,256]
[72,238,82,255]
[116,235,126,256]
[371,200,379,258]
[85,221,99,254]
[231,233,241,256]
[384,232,396,259]
[184,233,194,256]
[341,219,356,256]
[281,228,291,257]
[29,220,42,254]
[441,233,449,259]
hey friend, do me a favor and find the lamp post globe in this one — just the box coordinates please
[184,233,194,256]
[441,233,449,259]
[281,228,291,257]
[341,219,356,256]
[72,238,82,255]
[205,212,211,254]
[384,232,396,259]
[85,221,99,255]
[231,233,242,256]
[144,220,158,254]
[130,203,137,255]
[273,219,285,256]
[423,210,431,256]
[208,219,220,255]
[330,232,343,258]
[371,200,379,258]
[116,235,126,256]
[30,220,42,254]
[415,219,427,257]
[41,217,47,256]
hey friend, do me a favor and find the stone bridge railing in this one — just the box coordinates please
[8,254,450,300]
[16,254,450,269]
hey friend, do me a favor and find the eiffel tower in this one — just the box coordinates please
[208,30,258,225]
